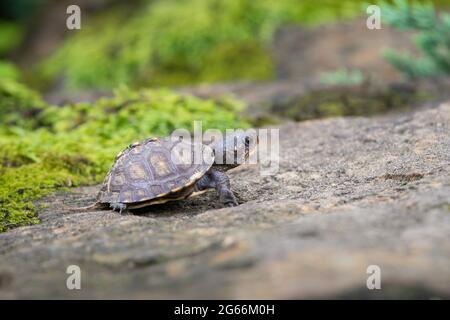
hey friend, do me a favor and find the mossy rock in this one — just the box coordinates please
[270,82,429,121]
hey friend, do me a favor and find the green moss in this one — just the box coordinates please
[199,41,274,82]
[0,61,21,81]
[0,79,47,129]
[0,80,249,232]
[35,0,374,90]
[0,21,24,55]
[271,83,430,121]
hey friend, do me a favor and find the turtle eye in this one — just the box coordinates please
[244,136,250,148]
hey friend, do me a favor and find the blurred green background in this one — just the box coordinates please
[1,0,449,90]
[2,0,373,89]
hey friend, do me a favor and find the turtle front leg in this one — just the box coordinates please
[197,170,238,207]
[110,202,129,215]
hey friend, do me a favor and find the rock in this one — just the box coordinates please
[179,78,450,125]
[273,18,418,82]
[1,102,450,299]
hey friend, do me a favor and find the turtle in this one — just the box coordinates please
[71,131,258,213]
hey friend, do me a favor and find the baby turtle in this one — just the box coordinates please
[73,131,258,213]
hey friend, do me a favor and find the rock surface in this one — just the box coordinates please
[273,19,417,82]
[1,102,450,299]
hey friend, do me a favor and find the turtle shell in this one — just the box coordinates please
[97,137,214,207]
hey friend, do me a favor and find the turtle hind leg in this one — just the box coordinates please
[64,202,106,212]
[109,202,129,215]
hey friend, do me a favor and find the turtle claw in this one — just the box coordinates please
[218,188,239,207]
[222,193,239,207]
[224,201,238,207]
[110,202,128,214]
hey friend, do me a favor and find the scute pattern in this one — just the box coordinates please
[97,137,214,205]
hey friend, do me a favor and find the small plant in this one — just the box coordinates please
[319,69,364,86]
[383,0,450,79]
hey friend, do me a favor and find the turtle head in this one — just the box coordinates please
[210,130,258,170]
